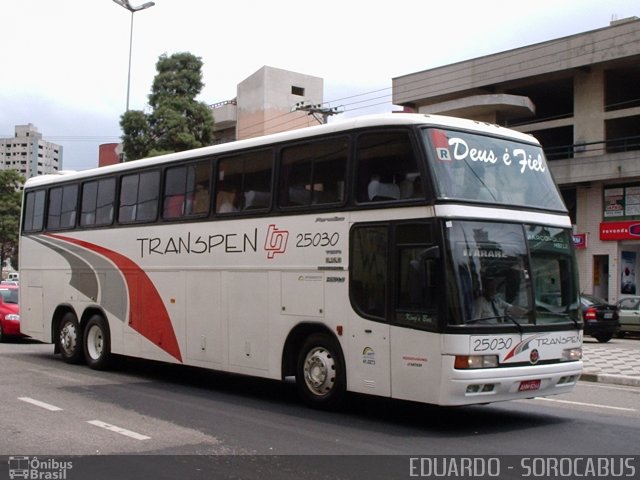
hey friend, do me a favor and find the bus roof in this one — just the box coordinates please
[24,113,539,189]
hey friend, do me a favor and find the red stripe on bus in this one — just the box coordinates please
[45,233,183,362]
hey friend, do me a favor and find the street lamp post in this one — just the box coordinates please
[112,0,155,111]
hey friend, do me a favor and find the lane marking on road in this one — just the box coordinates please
[87,420,151,440]
[534,397,636,412]
[18,397,63,411]
[579,382,640,393]
[26,368,85,383]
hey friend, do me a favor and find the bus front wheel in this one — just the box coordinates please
[296,333,346,409]
[58,312,83,364]
[83,315,111,370]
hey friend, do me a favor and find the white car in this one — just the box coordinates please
[616,296,640,337]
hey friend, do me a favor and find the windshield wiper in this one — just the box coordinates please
[536,309,581,330]
[466,314,523,334]
[503,313,523,334]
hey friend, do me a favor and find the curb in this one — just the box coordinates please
[580,372,640,387]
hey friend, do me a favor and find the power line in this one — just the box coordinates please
[291,102,341,124]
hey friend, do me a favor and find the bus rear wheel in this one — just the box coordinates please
[83,315,111,370]
[58,312,83,364]
[296,333,346,410]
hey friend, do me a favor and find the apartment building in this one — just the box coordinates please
[392,17,640,302]
[0,124,62,179]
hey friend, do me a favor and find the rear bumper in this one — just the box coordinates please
[584,320,619,336]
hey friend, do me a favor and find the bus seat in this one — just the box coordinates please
[244,190,270,209]
[368,178,400,201]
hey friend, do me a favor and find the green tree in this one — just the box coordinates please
[0,170,24,274]
[119,52,215,161]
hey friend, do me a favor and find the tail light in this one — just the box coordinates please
[584,307,597,320]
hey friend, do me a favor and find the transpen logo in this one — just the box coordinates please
[503,333,547,361]
[264,224,289,259]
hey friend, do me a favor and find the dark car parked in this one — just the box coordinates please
[580,294,619,343]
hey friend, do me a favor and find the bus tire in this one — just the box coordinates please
[296,333,346,410]
[58,312,83,364]
[83,315,111,370]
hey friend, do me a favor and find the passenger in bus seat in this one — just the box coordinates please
[192,182,210,214]
[216,187,239,213]
[164,195,185,217]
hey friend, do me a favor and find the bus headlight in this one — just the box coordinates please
[561,347,582,361]
[6,314,19,321]
[454,355,499,369]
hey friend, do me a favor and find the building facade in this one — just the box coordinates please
[211,65,324,143]
[0,124,62,179]
[103,66,324,164]
[392,18,640,303]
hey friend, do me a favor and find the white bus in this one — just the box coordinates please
[20,113,583,409]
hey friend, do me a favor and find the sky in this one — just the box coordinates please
[1,0,638,171]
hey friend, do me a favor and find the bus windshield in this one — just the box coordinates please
[422,128,566,211]
[445,220,580,326]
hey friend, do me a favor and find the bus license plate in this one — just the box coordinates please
[518,379,541,392]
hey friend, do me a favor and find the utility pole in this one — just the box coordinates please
[292,102,341,124]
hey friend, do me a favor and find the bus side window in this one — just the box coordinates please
[23,190,46,232]
[47,184,78,230]
[216,149,272,214]
[163,161,211,219]
[119,171,160,223]
[356,131,421,203]
[279,137,348,208]
[81,177,115,227]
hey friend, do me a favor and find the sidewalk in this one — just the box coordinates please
[580,338,640,387]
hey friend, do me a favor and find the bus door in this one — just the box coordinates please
[348,224,391,396]
[389,222,443,403]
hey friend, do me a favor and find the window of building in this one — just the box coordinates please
[504,78,573,126]
[606,116,640,153]
[528,126,574,160]
[119,171,160,223]
[291,86,305,96]
[605,66,640,111]
[603,182,640,221]
[278,137,348,208]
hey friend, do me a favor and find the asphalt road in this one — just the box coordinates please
[1,340,638,480]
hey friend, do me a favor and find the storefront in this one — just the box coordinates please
[598,183,640,300]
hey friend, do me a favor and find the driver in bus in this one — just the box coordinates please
[473,277,513,320]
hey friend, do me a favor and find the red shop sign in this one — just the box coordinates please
[572,233,587,249]
[600,221,640,241]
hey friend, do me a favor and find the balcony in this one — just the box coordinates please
[547,136,640,185]
[210,100,237,131]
